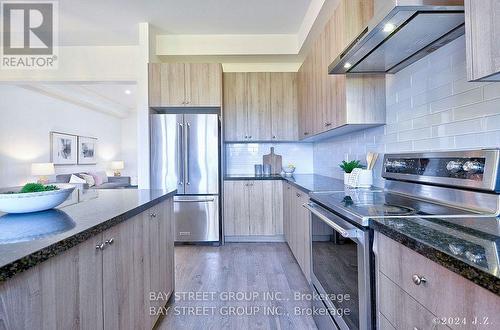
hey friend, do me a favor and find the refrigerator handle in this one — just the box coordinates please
[178,123,184,185]
[185,122,191,185]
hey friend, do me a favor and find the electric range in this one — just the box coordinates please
[306,149,500,330]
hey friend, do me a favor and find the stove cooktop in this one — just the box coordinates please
[309,189,483,226]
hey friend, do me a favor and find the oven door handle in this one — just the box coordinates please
[304,203,359,238]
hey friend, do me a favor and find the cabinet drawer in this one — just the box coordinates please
[378,273,450,330]
[376,233,500,329]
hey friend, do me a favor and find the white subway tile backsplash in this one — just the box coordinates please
[225,142,314,175]
[313,36,500,183]
[430,88,482,113]
[432,118,484,137]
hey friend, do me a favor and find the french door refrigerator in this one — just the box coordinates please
[150,113,220,243]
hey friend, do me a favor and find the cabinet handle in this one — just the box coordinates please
[325,122,332,127]
[412,274,427,286]
[296,193,301,197]
[248,135,252,139]
[272,135,277,139]
[244,135,248,139]
[95,243,105,250]
[150,213,157,218]
[303,132,309,136]
[105,238,115,246]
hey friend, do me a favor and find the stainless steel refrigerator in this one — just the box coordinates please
[150,113,220,243]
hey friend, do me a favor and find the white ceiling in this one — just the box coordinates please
[58,0,312,46]
[20,83,137,118]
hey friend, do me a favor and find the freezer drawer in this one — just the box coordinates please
[174,195,219,242]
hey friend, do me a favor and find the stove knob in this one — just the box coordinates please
[465,251,484,264]
[448,243,465,256]
[463,161,484,174]
[446,160,463,173]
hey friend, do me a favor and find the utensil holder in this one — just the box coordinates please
[357,170,373,188]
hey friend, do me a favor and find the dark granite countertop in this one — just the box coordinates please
[371,216,500,296]
[0,188,176,282]
[224,174,347,193]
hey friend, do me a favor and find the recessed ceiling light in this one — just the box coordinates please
[344,62,352,69]
[124,89,131,95]
[383,23,396,33]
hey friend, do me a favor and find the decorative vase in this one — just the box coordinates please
[344,172,351,185]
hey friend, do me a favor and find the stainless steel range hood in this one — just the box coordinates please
[329,0,465,75]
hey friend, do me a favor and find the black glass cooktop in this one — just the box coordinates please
[310,190,480,226]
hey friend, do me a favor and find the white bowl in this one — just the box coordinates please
[282,166,296,177]
[0,184,76,214]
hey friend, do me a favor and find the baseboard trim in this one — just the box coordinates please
[224,235,286,242]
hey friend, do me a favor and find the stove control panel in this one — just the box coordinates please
[382,150,500,192]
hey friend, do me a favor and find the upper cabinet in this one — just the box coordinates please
[465,0,500,81]
[149,63,222,107]
[297,0,385,140]
[224,72,298,142]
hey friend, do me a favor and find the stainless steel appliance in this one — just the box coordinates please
[329,0,465,74]
[306,149,500,330]
[150,113,220,243]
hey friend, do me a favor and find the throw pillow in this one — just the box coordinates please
[90,171,108,186]
[69,174,86,184]
[79,173,96,187]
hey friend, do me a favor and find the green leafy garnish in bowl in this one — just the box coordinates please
[19,183,59,194]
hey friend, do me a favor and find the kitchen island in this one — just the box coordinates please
[0,188,176,329]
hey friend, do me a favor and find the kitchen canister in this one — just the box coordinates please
[254,164,263,176]
[263,164,272,176]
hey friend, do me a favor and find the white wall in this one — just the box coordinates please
[0,85,123,187]
[313,36,500,187]
[225,143,314,175]
[121,114,138,181]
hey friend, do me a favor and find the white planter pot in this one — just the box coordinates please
[344,173,351,185]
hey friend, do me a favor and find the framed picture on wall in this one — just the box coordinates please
[50,132,78,165]
[78,136,97,165]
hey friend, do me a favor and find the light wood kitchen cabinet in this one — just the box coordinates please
[223,73,248,141]
[297,0,385,140]
[283,182,311,282]
[465,0,500,81]
[270,72,298,141]
[247,72,272,141]
[149,63,222,107]
[224,180,283,239]
[0,199,175,330]
[374,232,500,330]
[223,72,298,142]
[0,235,104,330]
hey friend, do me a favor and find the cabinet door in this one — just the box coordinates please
[247,72,272,141]
[185,63,222,106]
[312,36,326,134]
[298,56,315,139]
[465,0,500,81]
[283,183,292,243]
[146,199,175,328]
[248,181,274,235]
[223,73,248,141]
[270,72,298,141]
[272,180,284,235]
[298,192,311,282]
[149,63,186,107]
[0,235,104,330]
[103,215,148,330]
[223,180,250,235]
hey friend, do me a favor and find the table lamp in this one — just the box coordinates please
[111,161,124,177]
[31,163,55,184]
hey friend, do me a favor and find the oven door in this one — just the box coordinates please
[305,202,372,330]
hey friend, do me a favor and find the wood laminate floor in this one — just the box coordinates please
[157,243,318,330]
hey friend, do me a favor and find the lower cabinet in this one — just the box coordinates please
[283,182,311,282]
[374,232,500,330]
[224,180,283,240]
[0,198,175,330]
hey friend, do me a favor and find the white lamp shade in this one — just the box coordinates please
[31,163,55,176]
[111,161,125,170]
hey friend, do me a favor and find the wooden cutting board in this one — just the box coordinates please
[263,147,282,175]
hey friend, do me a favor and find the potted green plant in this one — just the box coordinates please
[339,160,363,184]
